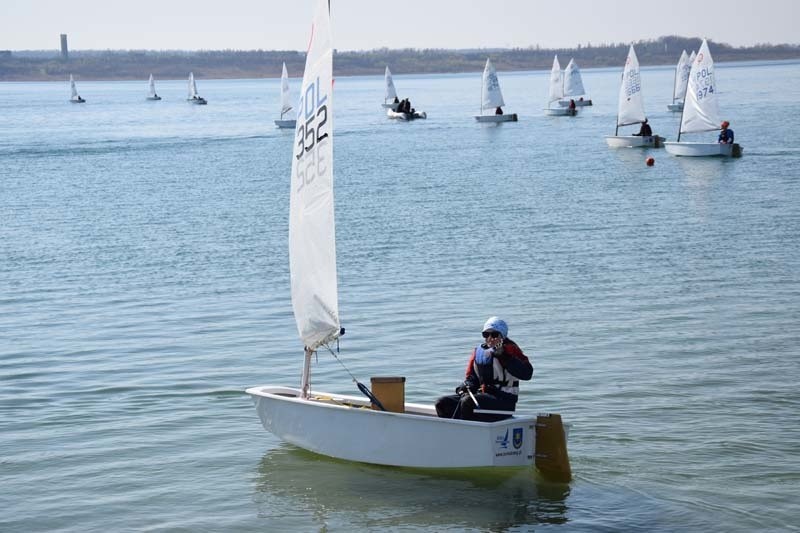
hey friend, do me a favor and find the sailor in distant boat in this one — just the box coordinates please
[435,317,533,422]
[495,106,503,115]
[718,121,734,144]
[634,118,652,137]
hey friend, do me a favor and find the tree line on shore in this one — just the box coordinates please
[2,35,798,81]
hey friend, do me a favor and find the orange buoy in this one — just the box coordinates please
[646,157,655,166]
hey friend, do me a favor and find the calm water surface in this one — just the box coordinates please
[1,61,799,532]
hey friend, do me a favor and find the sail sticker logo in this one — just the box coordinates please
[495,428,509,449]
[512,428,523,449]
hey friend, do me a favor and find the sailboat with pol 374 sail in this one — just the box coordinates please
[664,39,742,157]
[246,0,570,481]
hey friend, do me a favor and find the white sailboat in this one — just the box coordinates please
[559,59,592,106]
[474,58,517,122]
[381,66,399,111]
[246,0,570,480]
[69,74,85,103]
[275,62,297,129]
[544,56,575,116]
[187,72,207,105]
[664,40,742,157]
[146,74,162,101]
[667,50,690,112]
[605,45,664,148]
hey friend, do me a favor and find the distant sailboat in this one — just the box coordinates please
[667,50,690,112]
[474,58,517,122]
[664,40,742,157]
[69,74,85,103]
[275,62,297,128]
[187,72,207,105]
[382,66,399,110]
[146,74,162,101]
[544,56,575,116]
[605,45,663,148]
[559,59,592,106]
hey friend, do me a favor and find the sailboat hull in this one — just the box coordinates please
[474,113,518,123]
[146,96,162,101]
[605,135,665,148]
[246,385,555,468]
[667,102,684,112]
[382,102,400,111]
[664,142,742,157]
[545,107,576,116]
[275,119,297,128]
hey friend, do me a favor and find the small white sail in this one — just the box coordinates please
[548,55,563,105]
[289,0,339,351]
[672,50,690,103]
[279,62,293,117]
[480,58,505,111]
[617,45,646,127]
[70,74,78,100]
[680,39,721,135]
[563,59,586,98]
[188,72,198,99]
[384,66,397,102]
[147,74,159,99]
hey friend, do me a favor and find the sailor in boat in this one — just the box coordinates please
[568,99,577,112]
[393,96,400,104]
[434,317,533,422]
[718,121,734,144]
[495,106,503,115]
[633,118,652,137]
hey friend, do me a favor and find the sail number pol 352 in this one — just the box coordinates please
[294,77,329,189]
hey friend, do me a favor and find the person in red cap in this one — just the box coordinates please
[718,121,734,144]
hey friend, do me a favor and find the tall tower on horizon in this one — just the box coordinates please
[60,34,68,60]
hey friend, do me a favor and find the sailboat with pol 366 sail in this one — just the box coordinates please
[246,0,570,481]
[474,58,517,122]
[605,45,664,148]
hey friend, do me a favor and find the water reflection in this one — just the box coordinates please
[254,444,570,531]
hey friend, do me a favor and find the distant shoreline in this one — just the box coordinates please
[2,36,799,82]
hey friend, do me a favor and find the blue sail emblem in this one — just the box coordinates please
[512,427,523,449]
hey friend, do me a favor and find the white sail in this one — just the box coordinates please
[280,62,293,117]
[680,40,721,134]
[148,74,157,98]
[188,72,198,99]
[548,55,563,104]
[480,58,505,111]
[617,45,646,127]
[672,50,690,102]
[384,66,397,102]
[69,74,78,99]
[289,0,339,350]
[563,59,586,97]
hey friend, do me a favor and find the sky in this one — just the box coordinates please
[2,0,798,52]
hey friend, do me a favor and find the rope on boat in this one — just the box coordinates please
[321,338,387,412]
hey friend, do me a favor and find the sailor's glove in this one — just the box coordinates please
[456,381,476,395]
